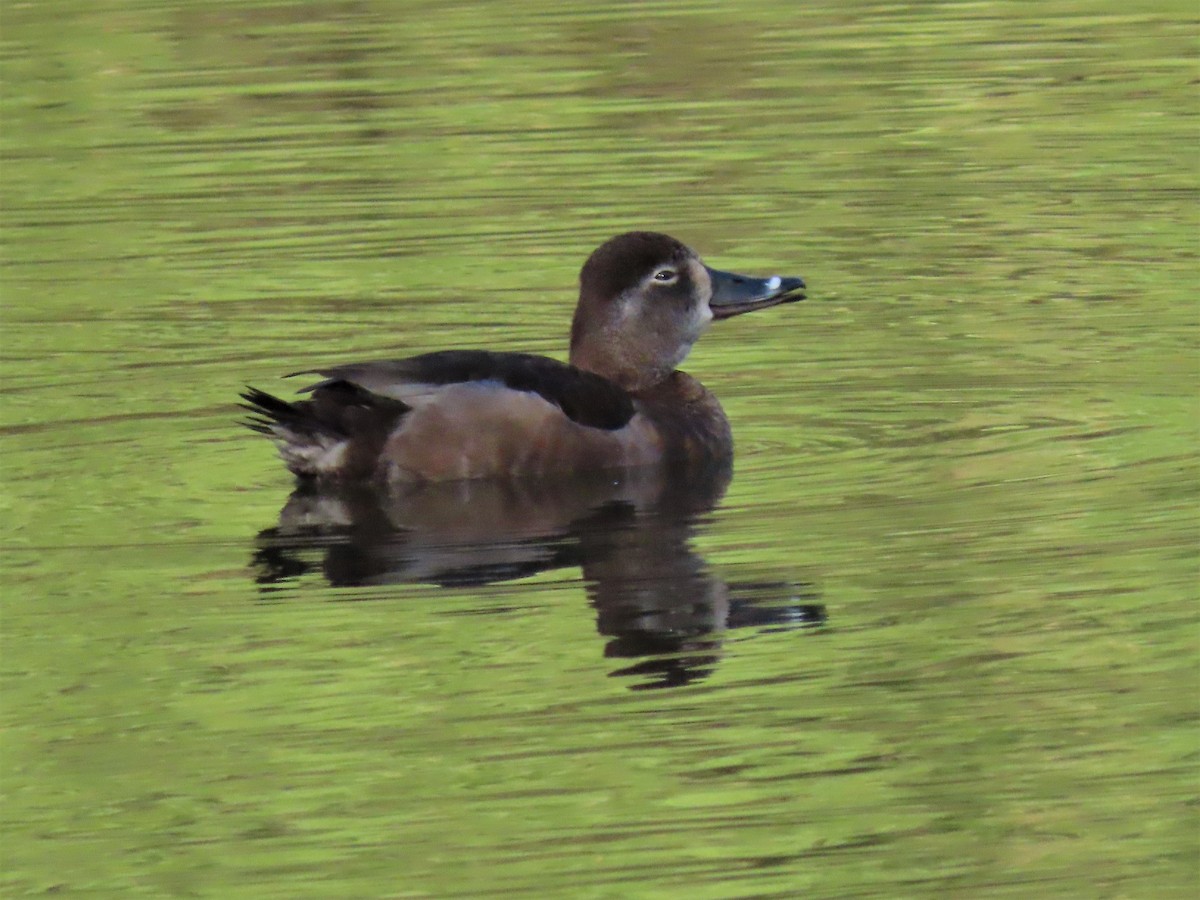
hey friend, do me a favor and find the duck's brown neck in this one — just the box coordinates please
[569,342,675,393]
[569,304,691,392]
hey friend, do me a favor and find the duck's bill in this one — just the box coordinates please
[707,267,807,319]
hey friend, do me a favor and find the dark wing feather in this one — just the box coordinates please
[301,350,635,431]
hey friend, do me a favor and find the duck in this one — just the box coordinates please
[241,231,806,482]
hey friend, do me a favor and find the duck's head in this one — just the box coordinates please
[568,232,806,391]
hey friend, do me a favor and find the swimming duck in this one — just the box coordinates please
[241,231,805,482]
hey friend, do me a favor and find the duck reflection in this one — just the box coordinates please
[252,462,825,689]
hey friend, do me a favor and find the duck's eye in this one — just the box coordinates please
[653,268,678,283]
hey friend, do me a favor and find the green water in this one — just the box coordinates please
[3,1,1197,896]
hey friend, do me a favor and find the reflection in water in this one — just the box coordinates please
[252,463,825,689]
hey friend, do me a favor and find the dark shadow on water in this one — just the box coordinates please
[251,462,825,690]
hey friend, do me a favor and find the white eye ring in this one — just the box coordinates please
[653,268,678,283]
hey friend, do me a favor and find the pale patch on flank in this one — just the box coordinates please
[278,434,348,475]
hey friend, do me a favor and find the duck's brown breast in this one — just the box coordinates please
[633,371,733,467]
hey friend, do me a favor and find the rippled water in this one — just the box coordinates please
[3,2,1197,896]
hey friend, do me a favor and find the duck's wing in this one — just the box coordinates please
[241,351,641,480]
[299,350,636,431]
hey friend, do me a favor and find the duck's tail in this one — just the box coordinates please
[240,383,412,479]
[240,387,330,436]
[239,387,351,478]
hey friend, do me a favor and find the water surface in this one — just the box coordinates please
[3,2,1197,896]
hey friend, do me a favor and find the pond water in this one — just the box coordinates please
[3,1,1196,896]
